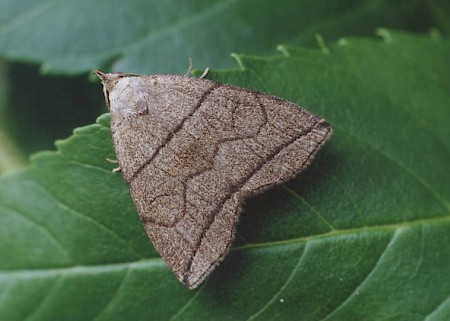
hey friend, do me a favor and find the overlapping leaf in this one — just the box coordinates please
[0,0,439,74]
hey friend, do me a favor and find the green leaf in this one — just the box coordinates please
[1,29,449,320]
[0,0,440,75]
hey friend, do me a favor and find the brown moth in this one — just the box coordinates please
[95,70,332,289]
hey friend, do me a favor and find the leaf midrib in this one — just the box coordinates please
[1,213,448,278]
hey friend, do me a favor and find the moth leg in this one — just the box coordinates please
[199,67,209,78]
[106,158,121,173]
[185,57,209,78]
[185,57,193,75]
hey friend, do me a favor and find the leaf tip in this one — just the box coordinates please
[315,33,331,55]
[375,28,393,44]
[277,45,290,57]
[97,113,111,128]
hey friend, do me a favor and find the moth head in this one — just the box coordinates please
[94,70,139,110]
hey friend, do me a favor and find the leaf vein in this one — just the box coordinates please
[246,243,308,320]
[120,0,237,52]
[0,280,14,307]
[342,127,450,212]
[320,229,401,321]
[168,284,206,321]
[0,0,57,33]
[2,216,449,278]
[92,266,131,321]
[0,204,73,263]
[282,185,336,231]
[423,293,450,321]
[23,274,64,321]
[30,180,144,260]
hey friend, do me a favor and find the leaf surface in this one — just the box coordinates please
[0,30,449,321]
[0,0,439,74]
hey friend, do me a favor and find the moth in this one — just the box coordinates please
[95,70,332,289]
